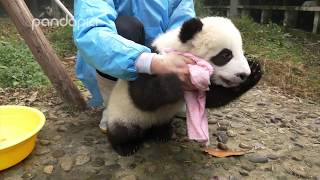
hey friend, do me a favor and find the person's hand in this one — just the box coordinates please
[150,53,197,91]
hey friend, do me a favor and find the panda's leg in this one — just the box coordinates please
[107,122,144,156]
[145,122,173,142]
[96,73,117,133]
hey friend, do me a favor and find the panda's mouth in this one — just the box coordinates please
[220,76,239,87]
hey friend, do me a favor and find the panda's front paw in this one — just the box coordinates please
[235,58,262,91]
[146,123,173,143]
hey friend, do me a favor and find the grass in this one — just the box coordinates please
[234,17,320,102]
[0,18,76,88]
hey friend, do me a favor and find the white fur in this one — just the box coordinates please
[106,80,184,129]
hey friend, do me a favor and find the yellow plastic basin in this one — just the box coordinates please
[0,105,45,171]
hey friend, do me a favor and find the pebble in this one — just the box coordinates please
[40,139,51,146]
[267,154,280,160]
[291,154,304,161]
[208,119,217,124]
[315,118,320,124]
[57,125,68,132]
[231,123,243,128]
[239,170,249,176]
[52,135,62,141]
[241,163,256,172]
[217,126,228,131]
[248,155,269,163]
[239,143,252,149]
[60,156,73,171]
[43,165,54,174]
[35,148,50,156]
[55,120,65,125]
[284,164,308,178]
[4,176,23,180]
[52,150,65,158]
[40,156,58,165]
[21,172,36,179]
[92,157,105,167]
[120,175,137,180]
[217,131,228,144]
[227,130,237,137]
[270,116,282,124]
[75,154,91,166]
[217,142,229,150]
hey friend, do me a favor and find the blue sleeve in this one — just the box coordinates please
[73,0,151,81]
[168,0,196,30]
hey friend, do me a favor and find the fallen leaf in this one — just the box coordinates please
[204,147,249,158]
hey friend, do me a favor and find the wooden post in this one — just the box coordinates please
[261,10,272,24]
[241,9,250,17]
[0,0,87,110]
[313,11,320,34]
[230,0,239,17]
[284,10,298,28]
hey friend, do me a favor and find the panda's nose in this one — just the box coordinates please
[236,72,249,81]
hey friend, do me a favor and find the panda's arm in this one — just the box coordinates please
[206,58,262,108]
[129,74,184,111]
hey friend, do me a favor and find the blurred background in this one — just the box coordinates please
[0,0,319,103]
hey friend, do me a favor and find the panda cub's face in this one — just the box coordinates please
[153,17,251,88]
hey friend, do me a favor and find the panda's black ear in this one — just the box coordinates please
[179,18,203,43]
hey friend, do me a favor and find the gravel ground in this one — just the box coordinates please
[1,85,320,180]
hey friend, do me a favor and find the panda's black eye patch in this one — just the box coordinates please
[210,49,233,66]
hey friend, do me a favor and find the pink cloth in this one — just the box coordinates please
[163,49,214,145]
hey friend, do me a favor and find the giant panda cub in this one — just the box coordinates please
[101,17,262,156]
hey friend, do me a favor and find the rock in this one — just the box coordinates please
[217,126,228,131]
[56,120,65,125]
[43,165,54,174]
[239,143,252,149]
[217,131,228,144]
[52,135,62,141]
[239,170,249,176]
[231,123,243,128]
[52,149,65,158]
[21,172,36,179]
[75,154,91,166]
[241,163,256,172]
[4,176,23,180]
[267,154,280,160]
[35,148,50,156]
[248,155,269,163]
[291,154,304,161]
[227,130,237,137]
[92,157,105,167]
[57,125,68,132]
[208,119,217,124]
[270,116,282,124]
[284,164,308,178]
[40,139,51,146]
[170,146,182,153]
[60,156,73,172]
[217,142,229,150]
[40,156,58,165]
[120,175,137,180]
[315,118,320,125]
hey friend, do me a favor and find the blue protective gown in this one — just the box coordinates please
[73,0,195,106]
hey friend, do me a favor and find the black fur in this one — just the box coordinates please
[107,123,144,156]
[210,49,233,66]
[145,123,173,142]
[128,74,184,111]
[206,58,262,108]
[179,18,203,43]
[96,70,118,81]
